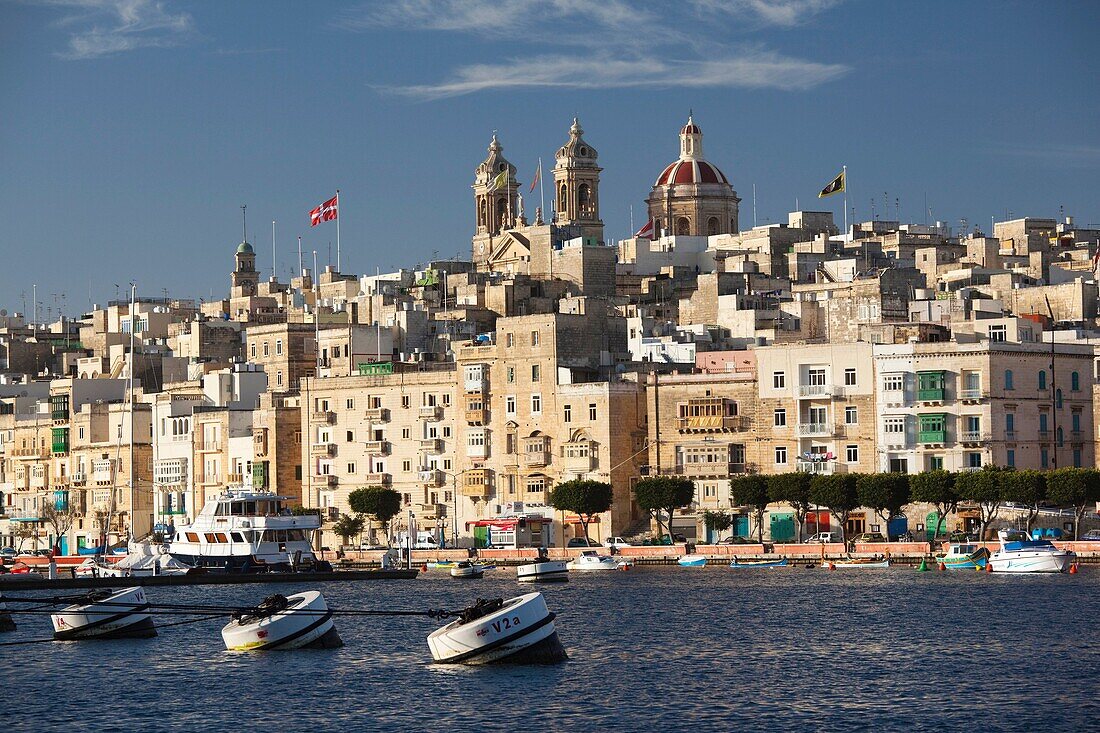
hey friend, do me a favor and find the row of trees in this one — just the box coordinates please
[731,467,1100,542]
[547,477,696,542]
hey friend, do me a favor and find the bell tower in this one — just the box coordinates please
[472,134,518,237]
[231,240,258,297]
[552,118,603,241]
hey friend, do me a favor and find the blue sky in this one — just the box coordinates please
[1,0,1098,317]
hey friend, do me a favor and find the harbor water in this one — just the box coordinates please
[3,567,1097,732]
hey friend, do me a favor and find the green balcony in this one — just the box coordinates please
[916,388,945,401]
[918,430,947,444]
[917,370,947,401]
[51,441,70,454]
[51,409,70,421]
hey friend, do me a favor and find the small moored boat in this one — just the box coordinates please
[566,550,631,572]
[450,560,486,579]
[936,543,990,570]
[677,554,707,567]
[427,592,567,665]
[827,557,890,569]
[989,530,1075,573]
[729,558,788,569]
[517,560,569,583]
[51,587,156,640]
[221,591,343,651]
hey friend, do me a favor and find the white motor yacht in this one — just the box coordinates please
[566,550,631,572]
[168,490,321,572]
[989,529,1075,573]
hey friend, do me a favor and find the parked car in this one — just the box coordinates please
[567,537,602,548]
[852,532,886,544]
[604,536,632,549]
[804,532,837,544]
[0,547,15,559]
[1081,529,1100,541]
[718,535,755,545]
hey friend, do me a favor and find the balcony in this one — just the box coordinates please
[52,441,70,455]
[959,388,986,402]
[417,502,446,520]
[51,409,70,422]
[419,438,443,453]
[419,405,442,421]
[917,388,946,402]
[524,450,549,467]
[364,407,390,422]
[197,441,221,452]
[159,508,188,516]
[364,440,390,456]
[959,430,990,444]
[363,472,391,486]
[462,470,491,499]
[676,415,747,432]
[71,472,87,486]
[680,461,737,478]
[918,429,947,444]
[465,408,488,425]
[798,422,833,437]
[311,442,336,456]
[419,469,444,487]
[227,472,244,484]
[464,376,488,392]
[310,410,335,424]
[797,460,845,474]
[11,447,48,458]
[798,384,836,398]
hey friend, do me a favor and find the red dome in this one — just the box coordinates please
[680,123,701,135]
[655,159,729,186]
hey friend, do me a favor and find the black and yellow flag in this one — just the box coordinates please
[818,170,845,198]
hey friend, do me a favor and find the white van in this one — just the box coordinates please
[395,531,440,550]
[804,532,837,544]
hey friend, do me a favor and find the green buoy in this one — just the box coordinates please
[917,558,929,572]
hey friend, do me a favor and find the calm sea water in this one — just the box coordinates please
[2,566,1097,732]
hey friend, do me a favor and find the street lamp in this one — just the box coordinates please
[439,468,468,548]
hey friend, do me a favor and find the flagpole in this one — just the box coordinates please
[842,165,848,242]
[298,236,303,278]
[272,220,276,281]
[336,190,341,273]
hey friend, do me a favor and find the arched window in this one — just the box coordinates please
[1071,371,1080,391]
[676,217,690,235]
[558,184,568,211]
[478,198,486,226]
[707,217,720,235]
[1004,369,1014,390]
[1057,426,1064,447]
[1056,388,1063,409]
[578,183,590,205]
[1038,370,1046,390]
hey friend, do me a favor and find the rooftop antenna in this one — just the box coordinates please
[241,204,248,243]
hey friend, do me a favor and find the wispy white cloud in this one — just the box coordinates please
[381,50,850,100]
[346,0,849,99]
[690,0,842,28]
[33,0,193,59]
[993,142,1100,169]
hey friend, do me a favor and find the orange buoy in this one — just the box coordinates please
[828,562,836,571]
[985,560,993,573]
[1069,562,1079,574]
[421,564,428,573]
[938,562,946,571]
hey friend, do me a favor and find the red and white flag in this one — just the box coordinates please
[634,219,654,239]
[528,159,541,193]
[309,194,339,227]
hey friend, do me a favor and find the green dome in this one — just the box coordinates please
[237,241,254,254]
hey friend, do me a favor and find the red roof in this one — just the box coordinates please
[655,159,729,186]
[680,123,701,134]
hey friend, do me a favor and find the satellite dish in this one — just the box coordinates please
[0,309,7,316]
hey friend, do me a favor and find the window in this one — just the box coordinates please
[506,396,516,414]
[844,406,858,424]
[401,427,410,439]
[346,398,354,410]
[531,330,540,346]
[347,463,356,474]
[401,395,410,408]
[1041,448,1049,468]
[402,460,412,472]
[1071,371,1080,391]
[807,368,826,386]
[345,430,354,442]
[442,426,451,438]
[531,364,541,382]
[263,341,269,357]
[773,409,786,427]
[884,416,905,434]
[773,371,785,389]
[506,333,514,348]
[564,405,572,423]
[1006,449,1015,467]
[967,452,982,468]
[444,459,452,470]
[531,394,542,414]
[927,456,943,471]
[275,339,283,355]
[507,366,515,384]
[1039,412,1049,434]
[1072,411,1081,434]
[1057,427,1064,447]
[1038,370,1046,390]
[774,446,787,464]
[1073,448,1082,468]
[844,368,857,386]
[883,374,904,392]
[1056,389,1063,409]
[846,445,858,463]
[1005,413,1015,436]
[989,324,1007,342]
[1004,370,1014,390]
[589,403,597,421]
[250,343,256,358]
[276,371,283,387]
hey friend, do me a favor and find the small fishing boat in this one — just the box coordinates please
[677,554,708,567]
[450,560,486,579]
[426,560,458,569]
[936,543,990,570]
[427,592,567,664]
[51,587,156,640]
[221,591,343,651]
[989,530,1075,573]
[827,557,890,569]
[516,560,569,583]
[729,558,789,569]
[566,550,631,572]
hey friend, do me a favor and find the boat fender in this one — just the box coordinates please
[985,560,993,573]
